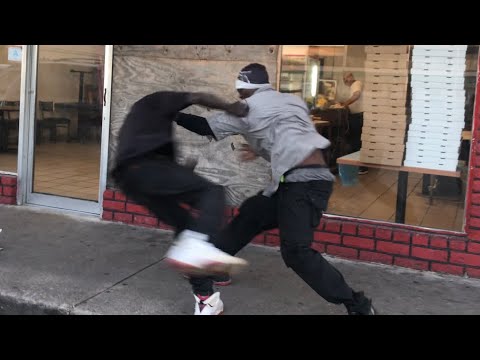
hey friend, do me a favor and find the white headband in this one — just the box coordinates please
[235,79,270,90]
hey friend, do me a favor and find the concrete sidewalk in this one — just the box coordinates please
[0,205,479,315]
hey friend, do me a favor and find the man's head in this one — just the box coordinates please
[235,63,270,99]
[343,72,355,87]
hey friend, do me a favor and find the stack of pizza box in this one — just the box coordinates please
[360,45,411,166]
[404,45,467,172]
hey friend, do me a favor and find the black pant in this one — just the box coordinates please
[113,156,225,238]
[190,180,369,312]
[346,112,364,153]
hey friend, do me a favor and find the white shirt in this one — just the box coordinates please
[348,80,363,114]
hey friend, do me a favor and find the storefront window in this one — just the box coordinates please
[0,45,22,173]
[280,45,479,232]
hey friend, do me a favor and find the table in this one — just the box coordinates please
[54,102,101,142]
[0,105,20,152]
[337,151,461,223]
[462,130,472,141]
[0,105,19,120]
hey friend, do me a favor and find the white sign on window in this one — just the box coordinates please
[8,47,22,62]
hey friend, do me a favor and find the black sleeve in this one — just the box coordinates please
[143,91,193,113]
[174,112,216,138]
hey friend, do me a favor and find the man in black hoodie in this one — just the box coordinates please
[112,91,249,276]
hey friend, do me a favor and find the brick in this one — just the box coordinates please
[358,225,374,237]
[471,155,479,167]
[252,234,265,245]
[473,169,480,180]
[412,233,429,246]
[2,186,17,196]
[375,228,392,240]
[431,263,464,276]
[342,223,357,235]
[470,217,480,228]
[430,236,448,249]
[0,197,16,205]
[114,212,132,224]
[0,187,3,196]
[311,242,325,253]
[377,241,410,256]
[103,189,115,200]
[115,192,127,201]
[158,222,173,231]
[468,229,480,241]
[472,193,480,205]
[314,231,341,244]
[103,200,126,212]
[126,204,150,216]
[232,208,240,217]
[265,234,280,247]
[466,267,480,278]
[343,236,375,250]
[326,245,358,259]
[393,231,411,243]
[324,221,341,233]
[102,211,113,221]
[467,242,480,254]
[359,251,393,265]
[318,218,326,230]
[0,176,16,186]
[133,215,158,227]
[394,257,429,271]
[412,247,448,262]
[267,229,280,236]
[470,206,480,217]
[449,240,467,251]
[473,180,480,192]
[450,252,480,267]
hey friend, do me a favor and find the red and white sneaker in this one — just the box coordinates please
[194,292,224,315]
[165,230,248,276]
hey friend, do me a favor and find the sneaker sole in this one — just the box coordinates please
[196,310,224,316]
[214,280,232,286]
[166,258,247,276]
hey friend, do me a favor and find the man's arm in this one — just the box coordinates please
[188,92,249,117]
[342,91,361,107]
[174,112,216,139]
[341,81,362,107]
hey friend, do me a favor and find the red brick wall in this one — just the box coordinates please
[102,188,479,279]
[0,175,17,205]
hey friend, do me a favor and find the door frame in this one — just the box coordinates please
[17,45,113,215]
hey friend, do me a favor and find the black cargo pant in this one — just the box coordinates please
[112,155,225,239]
[190,180,368,311]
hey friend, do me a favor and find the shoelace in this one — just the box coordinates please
[197,296,214,311]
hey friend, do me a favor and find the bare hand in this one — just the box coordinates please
[238,144,257,162]
[226,101,249,117]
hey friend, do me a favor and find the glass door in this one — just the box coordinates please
[25,45,112,214]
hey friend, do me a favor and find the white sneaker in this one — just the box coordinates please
[194,292,224,315]
[165,230,248,275]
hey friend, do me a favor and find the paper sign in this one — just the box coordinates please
[8,47,22,62]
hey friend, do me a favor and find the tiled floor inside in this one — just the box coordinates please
[0,146,466,231]
[328,168,465,232]
[0,143,100,201]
